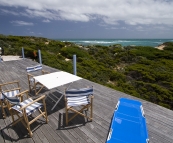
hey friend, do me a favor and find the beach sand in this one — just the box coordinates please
[155,45,165,50]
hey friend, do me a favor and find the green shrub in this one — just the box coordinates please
[60,46,91,59]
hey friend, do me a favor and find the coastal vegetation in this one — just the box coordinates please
[1,34,173,109]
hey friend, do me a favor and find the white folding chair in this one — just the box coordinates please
[0,81,21,118]
[64,86,94,126]
[2,91,48,137]
[26,64,49,95]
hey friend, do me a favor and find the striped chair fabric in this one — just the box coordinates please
[1,92,20,105]
[0,90,19,100]
[12,98,42,116]
[66,87,93,107]
[26,65,42,73]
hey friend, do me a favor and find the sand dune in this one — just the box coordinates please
[155,45,165,50]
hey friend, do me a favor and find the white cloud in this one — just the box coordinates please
[1,9,19,15]
[11,20,34,26]
[42,19,51,23]
[106,27,127,30]
[136,26,145,31]
[24,9,59,20]
[1,0,173,26]
[59,12,89,22]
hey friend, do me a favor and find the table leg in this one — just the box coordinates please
[51,94,64,111]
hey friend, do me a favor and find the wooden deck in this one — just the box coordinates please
[0,59,173,143]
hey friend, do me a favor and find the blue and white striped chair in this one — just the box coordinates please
[65,86,94,126]
[2,91,48,137]
[0,81,21,118]
[26,64,50,95]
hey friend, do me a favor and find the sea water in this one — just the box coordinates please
[61,39,173,47]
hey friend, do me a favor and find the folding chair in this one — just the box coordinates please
[2,90,48,137]
[64,86,94,126]
[26,64,50,95]
[0,81,21,118]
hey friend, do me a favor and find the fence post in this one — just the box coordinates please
[22,47,25,59]
[38,49,42,64]
[73,55,76,75]
[0,47,1,62]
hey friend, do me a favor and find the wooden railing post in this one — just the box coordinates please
[73,55,76,75]
[22,47,25,59]
[38,50,42,64]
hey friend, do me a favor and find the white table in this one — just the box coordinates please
[34,71,82,110]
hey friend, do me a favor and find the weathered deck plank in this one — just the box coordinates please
[1,59,173,143]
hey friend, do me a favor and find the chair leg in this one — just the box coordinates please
[90,96,94,121]
[0,100,6,118]
[65,104,69,126]
[67,104,93,125]
[34,83,37,95]
[90,106,93,121]
[66,109,68,126]
[68,106,88,123]
[36,85,44,95]
[28,124,32,137]
[12,115,25,127]
[23,112,33,137]
[28,82,32,93]
[10,110,15,123]
[27,75,32,92]
[43,98,48,123]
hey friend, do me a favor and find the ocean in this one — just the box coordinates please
[61,39,173,47]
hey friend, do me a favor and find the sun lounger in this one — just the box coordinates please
[106,98,149,143]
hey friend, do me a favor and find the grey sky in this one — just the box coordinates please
[0,0,173,39]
